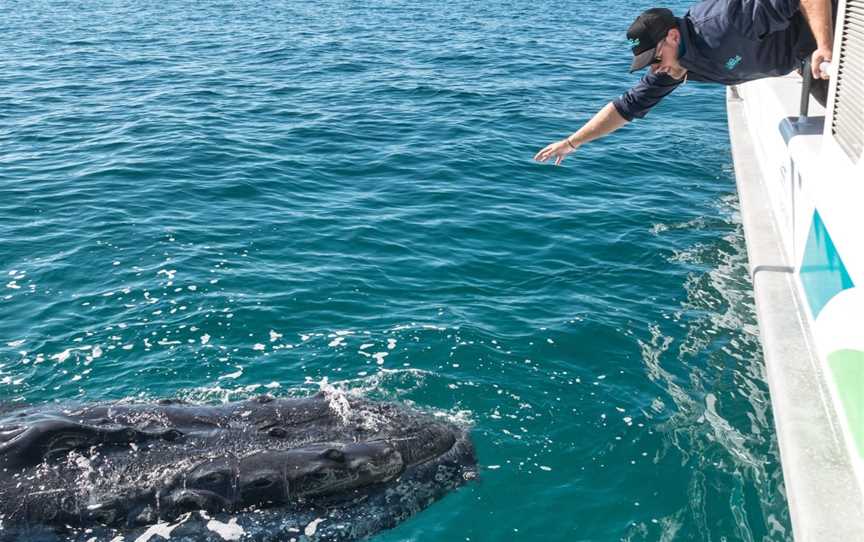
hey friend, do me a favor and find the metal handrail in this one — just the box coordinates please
[800,58,814,118]
[799,59,834,120]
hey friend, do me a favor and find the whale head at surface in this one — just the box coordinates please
[164,440,406,517]
[0,393,477,542]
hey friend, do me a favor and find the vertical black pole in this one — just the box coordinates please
[800,58,812,119]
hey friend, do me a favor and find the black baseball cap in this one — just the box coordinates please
[626,8,677,72]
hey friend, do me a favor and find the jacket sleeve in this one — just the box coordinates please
[730,0,801,39]
[612,71,683,121]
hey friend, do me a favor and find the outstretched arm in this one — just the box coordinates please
[534,71,682,166]
[533,102,627,166]
[800,0,834,78]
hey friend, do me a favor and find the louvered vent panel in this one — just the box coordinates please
[832,0,864,162]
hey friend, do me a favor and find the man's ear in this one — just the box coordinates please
[666,28,681,45]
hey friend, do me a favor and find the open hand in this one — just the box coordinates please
[533,138,579,166]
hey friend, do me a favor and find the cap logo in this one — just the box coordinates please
[627,38,640,50]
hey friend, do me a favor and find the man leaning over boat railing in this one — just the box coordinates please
[535,0,835,166]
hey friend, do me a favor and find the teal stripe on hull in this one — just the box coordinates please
[800,210,854,318]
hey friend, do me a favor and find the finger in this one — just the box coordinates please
[554,155,562,166]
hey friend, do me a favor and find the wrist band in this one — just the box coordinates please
[565,138,577,150]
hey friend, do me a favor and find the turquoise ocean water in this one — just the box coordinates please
[1,1,791,540]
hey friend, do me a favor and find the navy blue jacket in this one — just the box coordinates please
[612,0,817,121]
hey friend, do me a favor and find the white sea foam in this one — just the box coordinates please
[319,378,352,424]
[206,517,244,540]
[157,269,176,280]
[433,407,474,425]
[133,520,181,542]
[305,518,325,536]
[52,349,71,363]
[219,367,243,380]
